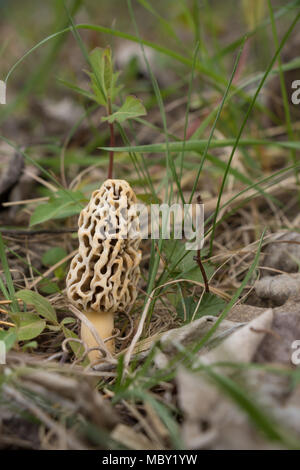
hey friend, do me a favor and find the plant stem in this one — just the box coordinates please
[194,195,209,293]
[107,99,115,179]
[195,249,210,293]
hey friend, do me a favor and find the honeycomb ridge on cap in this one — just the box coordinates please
[66,179,141,313]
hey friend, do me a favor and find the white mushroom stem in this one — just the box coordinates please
[81,310,115,361]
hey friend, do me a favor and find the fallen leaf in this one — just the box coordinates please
[262,232,300,275]
[255,273,300,306]
[254,298,300,364]
[153,315,240,368]
[198,308,274,367]
[227,304,266,322]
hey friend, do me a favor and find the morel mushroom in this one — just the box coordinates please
[66,179,141,360]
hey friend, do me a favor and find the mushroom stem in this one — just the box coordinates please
[81,311,114,362]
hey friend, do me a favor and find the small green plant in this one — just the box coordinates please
[88,46,146,178]
[64,46,147,179]
[29,46,147,227]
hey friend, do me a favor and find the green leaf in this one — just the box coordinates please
[102,48,113,96]
[87,70,106,106]
[0,233,19,313]
[58,78,95,101]
[42,246,67,267]
[38,279,60,294]
[101,95,146,124]
[47,325,61,332]
[89,47,108,102]
[176,292,226,323]
[194,292,227,318]
[175,250,213,282]
[0,328,17,351]
[162,240,212,283]
[17,289,58,324]
[30,190,85,226]
[54,266,65,280]
[22,341,38,351]
[62,326,85,360]
[42,247,67,283]
[181,264,214,283]
[48,317,75,332]
[176,297,198,322]
[100,138,300,154]
[60,317,76,326]
[88,47,122,105]
[162,239,190,276]
[17,314,46,341]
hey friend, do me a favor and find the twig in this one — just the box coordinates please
[0,228,76,236]
[0,299,22,305]
[107,99,115,179]
[250,326,282,341]
[194,250,210,293]
[0,319,15,327]
[28,249,77,289]
[2,196,49,207]
[0,307,9,315]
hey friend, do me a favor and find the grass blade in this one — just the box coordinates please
[208,11,300,255]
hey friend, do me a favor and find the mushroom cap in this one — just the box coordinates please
[66,179,141,313]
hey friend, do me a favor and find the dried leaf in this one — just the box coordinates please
[153,315,240,368]
[177,366,294,450]
[199,309,274,366]
[262,232,300,275]
[255,273,300,305]
[227,304,266,322]
[255,298,300,364]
